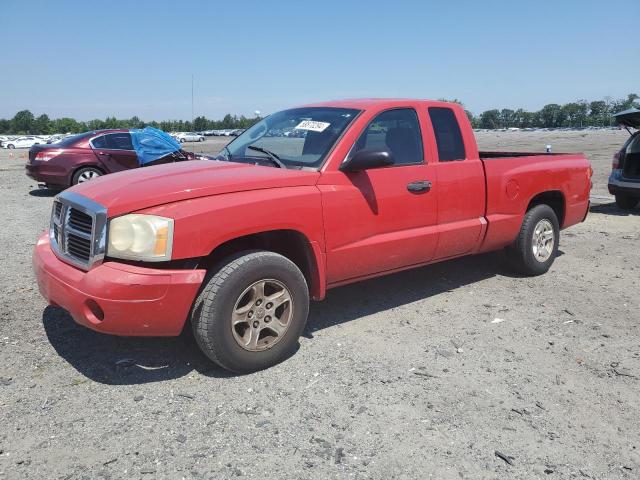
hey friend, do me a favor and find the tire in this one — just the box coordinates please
[615,194,639,210]
[7,144,15,149]
[72,167,103,185]
[180,138,186,143]
[506,204,560,276]
[191,250,309,373]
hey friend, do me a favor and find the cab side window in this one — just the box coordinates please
[349,108,423,166]
[428,107,466,161]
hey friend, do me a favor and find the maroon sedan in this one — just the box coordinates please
[26,129,195,189]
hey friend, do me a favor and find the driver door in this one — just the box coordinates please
[319,108,439,284]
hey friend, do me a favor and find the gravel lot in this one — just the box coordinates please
[1,130,639,479]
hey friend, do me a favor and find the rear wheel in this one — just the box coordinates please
[615,194,639,210]
[506,204,559,276]
[72,167,102,185]
[7,144,15,149]
[191,251,309,373]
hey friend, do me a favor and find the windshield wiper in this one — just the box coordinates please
[247,145,286,169]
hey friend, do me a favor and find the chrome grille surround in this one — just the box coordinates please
[50,191,108,270]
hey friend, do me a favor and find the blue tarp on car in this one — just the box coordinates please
[130,127,183,165]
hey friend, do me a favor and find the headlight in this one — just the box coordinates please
[107,214,173,261]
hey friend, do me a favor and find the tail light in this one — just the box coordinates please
[34,150,61,162]
[612,151,620,170]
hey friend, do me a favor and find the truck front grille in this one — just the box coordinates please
[50,192,107,270]
[68,209,93,235]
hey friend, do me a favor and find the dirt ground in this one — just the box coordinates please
[0,130,638,479]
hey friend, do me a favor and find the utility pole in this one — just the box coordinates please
[191,74,194,147]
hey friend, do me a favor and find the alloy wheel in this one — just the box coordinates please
[231,279,294,352]
[532,219,554,262]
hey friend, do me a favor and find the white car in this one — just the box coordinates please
[174,132,205,143]
[45,134,66,144]
[2,136,45,149]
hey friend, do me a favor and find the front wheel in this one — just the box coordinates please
[191,251,309,373]
[506,204,559,276]
[615,194,639,210]
[7,144,15,149]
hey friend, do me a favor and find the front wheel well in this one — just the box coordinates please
[526,191,565,227]
[198,230,320,298]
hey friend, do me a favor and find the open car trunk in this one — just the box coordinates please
[614,108,640,129]
[621,134,640,179]
[623,155,640,179]
[613,109,640,180]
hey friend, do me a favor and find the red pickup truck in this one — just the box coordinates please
[33,99,591,373]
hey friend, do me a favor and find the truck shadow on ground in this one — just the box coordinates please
[29,187,59,197]
[305,251,528,338]
[43,250,529,385]
[589,201,640,216]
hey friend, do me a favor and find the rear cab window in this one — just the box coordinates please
[428,107,466,161]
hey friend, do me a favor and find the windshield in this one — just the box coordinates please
[222,107,360,169]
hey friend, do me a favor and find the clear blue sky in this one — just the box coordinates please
[1,0,637,120]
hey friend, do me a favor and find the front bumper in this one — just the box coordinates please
[33,232,206,336]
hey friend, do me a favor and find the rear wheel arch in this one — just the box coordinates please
[526,190,565,227]
[197,229,323,300]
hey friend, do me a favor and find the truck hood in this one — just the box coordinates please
[70,160,320,217]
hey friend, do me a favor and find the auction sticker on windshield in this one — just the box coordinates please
[294,120,330,132]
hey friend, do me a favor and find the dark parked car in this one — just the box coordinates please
[609,108,640,209]
[26,129,196,189]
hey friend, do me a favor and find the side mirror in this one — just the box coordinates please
[340,149,394,172]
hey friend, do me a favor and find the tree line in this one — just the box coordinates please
[463,93,639,130]
[0,112,261,135]
[1,93,639,135]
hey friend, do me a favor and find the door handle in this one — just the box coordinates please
[407,180,432,193]
[97,151,111,157]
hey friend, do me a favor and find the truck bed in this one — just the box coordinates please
[478,152,591,253]
[479,151,565,159]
